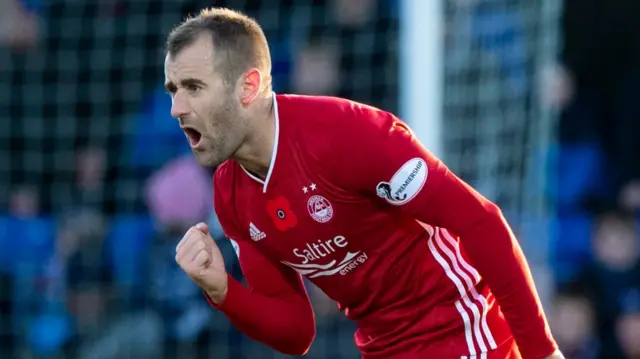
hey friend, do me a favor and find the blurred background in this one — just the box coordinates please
[0,0,639,358]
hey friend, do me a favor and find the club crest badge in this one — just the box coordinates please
[307,195,333,223]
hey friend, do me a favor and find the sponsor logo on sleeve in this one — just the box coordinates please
[376,157,428,205]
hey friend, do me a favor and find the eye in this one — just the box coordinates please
[187,84,200,92]
[165,87,176,96]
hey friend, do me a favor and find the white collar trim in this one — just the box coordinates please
[240,92,280,193]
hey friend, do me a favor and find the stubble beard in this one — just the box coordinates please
[196,101,244,168]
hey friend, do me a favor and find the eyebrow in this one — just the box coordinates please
[164,78,207,92]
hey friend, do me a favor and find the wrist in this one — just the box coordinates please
[206,281,228,305]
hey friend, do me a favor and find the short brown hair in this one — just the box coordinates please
[166,8,272,93]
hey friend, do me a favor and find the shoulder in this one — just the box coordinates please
[277,93,396,129]
[277,93,404,151]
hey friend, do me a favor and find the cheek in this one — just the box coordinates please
[195,102,218,129]
[220,105,242,130]
[202,110,230,142]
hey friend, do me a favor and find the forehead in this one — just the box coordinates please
[164,36,217,79]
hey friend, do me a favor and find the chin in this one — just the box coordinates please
[194,156,216,168]
[194,151,225,168]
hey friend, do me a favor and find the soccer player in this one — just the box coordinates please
[166,8,564,359]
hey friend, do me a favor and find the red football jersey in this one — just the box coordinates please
[210,94,557,359]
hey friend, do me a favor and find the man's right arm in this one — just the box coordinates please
[208,173,315,355]
[206,238,316,355]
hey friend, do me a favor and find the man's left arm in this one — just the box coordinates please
[335,107,559,359]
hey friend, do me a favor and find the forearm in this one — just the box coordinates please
[206,274,316,355]
[458,204,557,359]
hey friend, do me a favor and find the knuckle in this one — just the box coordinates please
[189,264,203,275]
[203,250,212,261]
[196,240,206,250]
[196,250,208,262]
[183,227,197,239]
[176,257,187,269]
[185,264,197,273]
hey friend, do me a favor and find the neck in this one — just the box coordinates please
[233,93,275,179]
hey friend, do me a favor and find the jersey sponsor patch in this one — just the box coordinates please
[376,157,428,205]
[283,251,368,278]
[281,235,368,278]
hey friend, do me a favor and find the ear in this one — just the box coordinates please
[239,68,262,107]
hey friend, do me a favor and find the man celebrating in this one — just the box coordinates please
[166,7,563,359]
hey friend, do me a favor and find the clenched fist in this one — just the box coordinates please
[176,222,228,304]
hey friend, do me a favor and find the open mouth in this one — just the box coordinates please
[183,127,202,148]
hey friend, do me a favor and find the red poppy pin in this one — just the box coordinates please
[266,196,298,231]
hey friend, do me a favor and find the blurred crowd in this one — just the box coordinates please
[548,1,640,358]
[0,0,639,359]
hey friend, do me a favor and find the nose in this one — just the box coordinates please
[170,90,191,120]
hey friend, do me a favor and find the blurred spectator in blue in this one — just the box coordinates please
[552,213,594,283]
[445,0,528,97]
[554,0,640,212]
[550,288,598,359]
[22,144,113,358]
[568,211,640,359]
[64,155,218,359]
[0,254,15,359]
[72,147,107,212]
[1,186,52,274]
[56,210,112,358]
[0,186,57,355]
[144,155,220,359]
[58,145,111,350]
[44,144,110,215]
[471,2,528,96]
[305,283,360,359]
[616,289,640,359]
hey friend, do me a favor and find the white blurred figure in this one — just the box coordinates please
[330,0,375,27]
[550,293,597,359]
[616,290,640,359]
[0,0,39,51]
[540,63,575,111]
[293,38,340,96]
